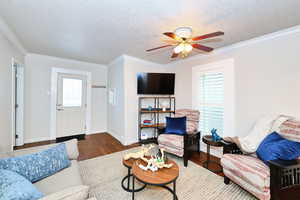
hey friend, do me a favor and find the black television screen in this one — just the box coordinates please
[137,73,175,95]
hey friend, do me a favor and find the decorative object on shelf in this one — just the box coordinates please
[147,106,153,111]
[143,119,153,126]
[211,128,222,142]
[160,101,169,112]
[123,145,155,161]
[138,149,173,172]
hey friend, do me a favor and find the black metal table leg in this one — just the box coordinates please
[132,175,135,200]
[173,180,176,200]
[122,168,146,192]
[127,168,130,189]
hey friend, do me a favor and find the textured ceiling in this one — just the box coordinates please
[0,0,300,64]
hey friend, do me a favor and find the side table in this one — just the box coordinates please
[202,135,223,173]
[122,158,146,192]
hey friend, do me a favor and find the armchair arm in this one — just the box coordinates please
[221,140,243,155]
[269,159,300,200]
[157,127,166,135]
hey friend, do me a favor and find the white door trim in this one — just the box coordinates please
[50,67,92,140]
[11,58,25,149]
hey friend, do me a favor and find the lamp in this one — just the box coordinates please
[174,43,193,54]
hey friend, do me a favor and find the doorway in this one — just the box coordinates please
[50,68,91,140]
[12,59,24,147]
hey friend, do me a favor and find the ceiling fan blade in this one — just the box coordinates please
[163,32,182,41]
[192,44,214,52]
[171,52,179,58]
[146,45,173,52]
[192,31,224,41]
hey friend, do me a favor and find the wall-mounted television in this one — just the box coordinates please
[137,73,175,95]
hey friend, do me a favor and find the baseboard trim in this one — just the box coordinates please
[24,137,51,144]
[56,134,86,143]
[107,130,125,145]
[86,130,107,135]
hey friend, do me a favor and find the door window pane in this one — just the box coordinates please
[63,78,82,107]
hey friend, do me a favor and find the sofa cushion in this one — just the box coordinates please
[158,134,184,149]
[221,154,270,192]
[0,143,70,183]
[223,168,271,200]
[158,144,184,157]
[279,119,300,142]
[35,160,83,195]
[0,169,44,200]
[13,139,79,160]
[40,185,89,200]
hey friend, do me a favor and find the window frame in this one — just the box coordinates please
[198,69,225,136]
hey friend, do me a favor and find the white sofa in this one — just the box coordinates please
[0,139,96,200]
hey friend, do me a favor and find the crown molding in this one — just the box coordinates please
[27,53,107,69]
[123,54,164,67]
[169,24,300,66]
[0,16,27,55]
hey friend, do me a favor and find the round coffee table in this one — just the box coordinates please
[131,159,179,200]
[202,135,223,173]
[122,158,146,192]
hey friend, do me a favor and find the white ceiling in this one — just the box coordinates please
[0,0,300,64]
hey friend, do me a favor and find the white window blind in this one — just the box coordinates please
[199,72,224,136]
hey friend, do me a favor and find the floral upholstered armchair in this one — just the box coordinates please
[158,109,201,167]
[221,119,300,200]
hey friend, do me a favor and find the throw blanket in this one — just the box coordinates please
[239,115,293,154]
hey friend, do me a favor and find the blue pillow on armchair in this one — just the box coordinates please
[165,116,187,135]
[256,132,300,164]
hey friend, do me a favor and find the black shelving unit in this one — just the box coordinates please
[138,96,176,144]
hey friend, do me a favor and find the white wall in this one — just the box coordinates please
[0,32,24,151]
[107,55,172,145]
[123,55,171,144]
[168,26,300,137]
[24,54,107,143]
[107,56,126,143]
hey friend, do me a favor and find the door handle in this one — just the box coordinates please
[57,108,64,111]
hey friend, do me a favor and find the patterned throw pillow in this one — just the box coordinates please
[0,169,44,200]
[0,143,71,183]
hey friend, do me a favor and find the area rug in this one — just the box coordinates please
[79,148,256,200]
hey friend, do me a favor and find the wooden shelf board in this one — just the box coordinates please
[140,123,165,128]
[140,110,175,113]
[139,137,157,144]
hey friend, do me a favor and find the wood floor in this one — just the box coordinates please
[15,133,223,176]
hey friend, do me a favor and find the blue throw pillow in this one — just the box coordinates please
[0,169,44,200]
[165,116,187,135]
[257,132,300,164]
[0,143,71,183]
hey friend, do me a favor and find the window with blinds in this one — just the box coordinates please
[199,72,224,136]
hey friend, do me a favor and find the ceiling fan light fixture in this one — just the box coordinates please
[184,43,193,52]
[174,27,193,39]
[174,43,185,53]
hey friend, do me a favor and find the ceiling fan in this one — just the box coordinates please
[146,27,224,58]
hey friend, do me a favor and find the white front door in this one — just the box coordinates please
[56,73,87,138]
